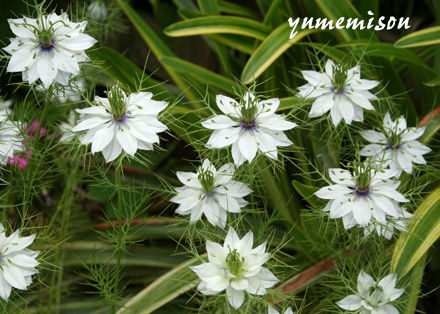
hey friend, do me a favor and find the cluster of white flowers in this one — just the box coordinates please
[0,224,39,301]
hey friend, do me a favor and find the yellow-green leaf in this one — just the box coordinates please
[395,26,440,48]
[117,255,204,314]
[164,16,270,40]
[241,23,315,84]
[391,187,440,276]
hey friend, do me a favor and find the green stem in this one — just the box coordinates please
[113,166,124,313]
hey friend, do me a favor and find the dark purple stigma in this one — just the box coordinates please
[386,141,402,150]
[354,186,370,198]
[38,38,56,52]
[240,120,257,131]
[114,115,127,124]
[206,190,217,198]
[330,85,345,95]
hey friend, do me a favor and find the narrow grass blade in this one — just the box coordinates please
[241,23,315,84]
[391,187,440,276]
[117,255,203,314]
[395,26,440,48]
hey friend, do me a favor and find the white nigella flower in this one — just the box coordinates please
[191,228,279,309]
[268,305,295,314]
[170,159,251,228]
[360,112,431,174]
[0,99,13,118]
[201,92,297,167]
[87,1,109,22]
[314,162,410,238]
[72,86,168,162]
[0,223,39,301]
[298,59,379,126]
[0,118,24,165]
[337,270,404,314]
[4,13,97,87]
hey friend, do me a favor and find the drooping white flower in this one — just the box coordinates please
[314,162,411,238]
[0,99,12,118]
[191,228,279,309]
[298,59,379,126]
[0,118,24,165]
[202,92,297,167]
[360,112,431,174]
[268,305,295,314]
[87,1,109,22]
[170,159,251,228]
[72,86,168,162]
[59,111,81,143]
[38,78,85,103]
[4,13,97,87]
[337,270,404,313]
[0,223,39,301]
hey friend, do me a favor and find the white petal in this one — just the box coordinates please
[226,286,245,309]
[336,295,363,310]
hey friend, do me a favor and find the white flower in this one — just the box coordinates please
[72,86,168,162]
[0,223,39,301]
[314,163,411,238]
[268,305,294,314]
[170,159,251,228]
[191,228,279,309]
[87,1,109,22]
[337,270,404,314]
[0,99,12,118]
[0,118,24,165]
[4,13,97,87]
[202,92,297,167]
[298,59,379,126]
[360,112,431,174]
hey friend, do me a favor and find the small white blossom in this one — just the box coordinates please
[0,99,13,118]
[315,163,411,238]
[0,118,24,165]
[72,86,168,162]
[87,1,109,22]
[4,13,97,87]
[170,159,251,228]
[337,270,404,314]
[38,78,85,103]
[298,59,379,126]
[191,228,279,309]
[59,111,81,143]
[202,92,296,167]
[360,112,431,174]
[268,305,295,314]
[0,223,39,301]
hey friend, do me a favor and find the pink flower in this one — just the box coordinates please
[8,120,46,169]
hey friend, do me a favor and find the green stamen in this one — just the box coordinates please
[332,65,348,94]
[226,249,243,277]
[108,86,127,121]
[198,167,215,194]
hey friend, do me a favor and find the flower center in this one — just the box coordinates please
[108,86,127,122]
[38,30,56,52]
[226,249,243,277]
[198,167,215,194]
[354,166,371,198]
[331,65,347,94]
[366,285,384,307]
[386,133,402,150]
[240,96,258,131]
